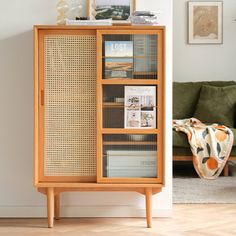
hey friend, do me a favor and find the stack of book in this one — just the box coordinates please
[130,11,159,25]
[106,150,157,178]
[66,19,112,25]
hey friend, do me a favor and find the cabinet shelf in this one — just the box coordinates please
[103,102,158,109]
[133,71,157,76]
[102,56,157,59]
[102,128,159,134]
[101,79,159,85]
[103,102,124,107]
[103,141,157,145]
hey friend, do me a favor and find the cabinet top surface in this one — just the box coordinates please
[34,25,165,30]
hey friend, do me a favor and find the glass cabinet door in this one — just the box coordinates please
[96,29,164,184]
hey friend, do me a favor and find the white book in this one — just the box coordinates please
[107,155,156,167]
[66,19,112,26]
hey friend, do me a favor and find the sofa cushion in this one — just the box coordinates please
[173,82,202,119]
[173,130,189,148]
[173,128,236,147]
[173,81,236,119]
[194,85,236,127]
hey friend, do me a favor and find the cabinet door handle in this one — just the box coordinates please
[40,90,44,106]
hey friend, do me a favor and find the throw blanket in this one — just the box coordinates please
[173,118,234,179]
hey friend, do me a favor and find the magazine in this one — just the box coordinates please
[105,41,133,79]
[124,86,156,129]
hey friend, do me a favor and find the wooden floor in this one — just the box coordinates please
[0,204,236,236]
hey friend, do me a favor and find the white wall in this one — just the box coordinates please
[0,0,172,217]
[174,0,236,82]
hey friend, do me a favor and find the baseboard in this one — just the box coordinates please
[0,206,172,218]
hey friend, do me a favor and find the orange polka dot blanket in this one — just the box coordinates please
[173,118,234,179]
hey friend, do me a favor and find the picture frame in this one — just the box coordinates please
[89,0,136,23]
[188,1,223,44]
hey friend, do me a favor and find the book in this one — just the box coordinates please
[66,19,112,25]
[124,86,156,129]
[106,155,156,168]
[105,58,133,78]
[106,154,157,178]
[105,41,133,79]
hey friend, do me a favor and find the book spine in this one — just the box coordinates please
[106,155,156,167]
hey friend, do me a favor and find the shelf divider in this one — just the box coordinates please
[103,141,157,146]
[102,79,159,85]
[102,128,159,134]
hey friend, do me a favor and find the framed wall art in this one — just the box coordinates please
[188,1,223,44]
[89,0,136,23]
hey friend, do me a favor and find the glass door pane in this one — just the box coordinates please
[102,34,158,80]
[103,85,158,129]
[103,134,158,178]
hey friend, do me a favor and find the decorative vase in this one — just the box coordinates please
[91,0,96,20]
[68,0,83,20]
[57,0,69,25]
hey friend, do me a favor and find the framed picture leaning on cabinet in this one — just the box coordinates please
[90,0,136,23]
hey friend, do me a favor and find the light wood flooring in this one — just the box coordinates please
[0,204,236,236]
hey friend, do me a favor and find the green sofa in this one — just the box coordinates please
[173,81,236,176]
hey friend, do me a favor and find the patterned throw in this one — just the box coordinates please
[173,118,234,179]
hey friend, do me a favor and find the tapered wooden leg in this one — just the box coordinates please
[54,194,60,220]
[223,163,229,176]
[145,188,152,228]
[47,187,54,228]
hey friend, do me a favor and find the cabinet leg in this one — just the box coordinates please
[223,163,229,176]
[54,194,60,220]
[145,188,152,228]
[47,187,54,228]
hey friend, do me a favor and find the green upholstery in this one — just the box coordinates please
[173,130,189,148]
[194,85,236,127]
[173,81,236,157]
[173,81,236,119]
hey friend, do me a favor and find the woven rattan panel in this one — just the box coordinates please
[44,35,96,176]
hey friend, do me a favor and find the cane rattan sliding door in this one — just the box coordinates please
[36,30,97,182]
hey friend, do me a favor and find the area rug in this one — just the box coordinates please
[173,177,236,203]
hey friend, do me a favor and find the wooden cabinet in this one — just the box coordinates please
[34,25,165,228]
